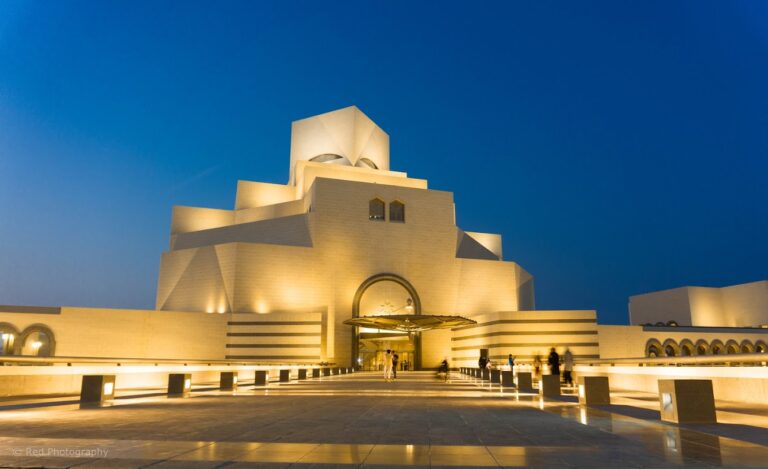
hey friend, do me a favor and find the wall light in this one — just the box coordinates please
[103,382,114,396]
[31,341,42,350]
[578,384,585,398]
[184,378,191,390]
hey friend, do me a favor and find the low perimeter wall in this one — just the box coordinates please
[574,364,768,405]
[0,364,320,397]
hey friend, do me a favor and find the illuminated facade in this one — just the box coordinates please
[1,107,765,367]
[155,106,596,369]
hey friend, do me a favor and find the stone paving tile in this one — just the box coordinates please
[0,373,765,468]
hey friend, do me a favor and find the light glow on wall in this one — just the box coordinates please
[103,382,114,396]
[184,378,191,390]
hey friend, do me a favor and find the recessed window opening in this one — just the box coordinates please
[369,198,385,221]
[389,201,405,223]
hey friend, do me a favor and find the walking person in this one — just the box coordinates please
[547,347,560,376]
[533,354,542,382]
[563,348,574,386]
[507,354,515,374]
[392,353,399,379]
[383,349,393,382]
[439,357,449,382]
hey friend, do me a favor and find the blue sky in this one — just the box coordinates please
[1,0,766,324]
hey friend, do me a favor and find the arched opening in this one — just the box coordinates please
[389,200,405,223]
[17,325,55,357]
[663,339,679,357]
[0,323,19,356]
[309,153,351,165]
[352,273,422,369]
[356,157,378,169]
[369,198,385,221]
[695,340,709,356]
[755,341,767,354]
[740,340,755,354]
[679,340,694,357]
[710,340,724,356]
[645,339,662,358]
[725,341,739,355]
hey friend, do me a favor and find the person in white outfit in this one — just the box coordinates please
[383,349,393,382]
[563,348,574,386]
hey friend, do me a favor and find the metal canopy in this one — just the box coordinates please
[344,314,476,333]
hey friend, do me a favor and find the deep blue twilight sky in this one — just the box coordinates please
[1,1,766,324]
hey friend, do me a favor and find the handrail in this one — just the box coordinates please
[574,352,768,366]
[0,355,335,367]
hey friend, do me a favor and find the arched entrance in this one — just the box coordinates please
[352,273,422,370]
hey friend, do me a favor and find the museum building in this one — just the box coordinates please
[0,107,765,368]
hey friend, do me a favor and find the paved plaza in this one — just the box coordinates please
[0,372,766,468]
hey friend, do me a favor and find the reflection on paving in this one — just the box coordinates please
[0,372,764,467]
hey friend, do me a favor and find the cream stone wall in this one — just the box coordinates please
[0,307,227,359]
[226,312,323,362]
[597,324,768,359]
[629,281,768,328]
[451,310,599,368]
[289,106,390,184]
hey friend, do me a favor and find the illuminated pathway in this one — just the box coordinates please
[0,372,765,468]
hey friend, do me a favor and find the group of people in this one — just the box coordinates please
[382,349,400,382]
[479,347,575,386]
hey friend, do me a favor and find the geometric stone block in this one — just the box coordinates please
[254,370,268,386]
[501,370,515,388]
[658,380,717,424]
[168,373,192,397]
[298,369,307,380]
[516,372,534,392]
[540,374,561,397]
[220,372,238,391]
[312,368,321,378]
[578,376,610,405]
[322,367,331,377]
[80,375,116,404]
[491,369,501,384]
[279,369,290,382]
[482,368,490,381]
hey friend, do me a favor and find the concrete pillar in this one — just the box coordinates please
[491,369,501,384]
[80,375,116,405]
[279,369,290,383]
[312,368,321,378]
[254,370,268,386]
[168,373,192,397]
[220,372,238,391]
[578,376,610,405]
[516,372,534,393]
[501,371,515,388]
[658,379,717,424]
[298,369,307,380]
[540,374,561,397]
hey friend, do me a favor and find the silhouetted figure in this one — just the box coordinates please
[563,348,574,386]
[439,358,449,382]
[533,354,542,381]
[478,356,487,370]
[392,353,399,379]
[548,347,560,375]
[508,354,515,374]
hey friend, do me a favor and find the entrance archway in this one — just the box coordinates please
[351,273,422,370]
